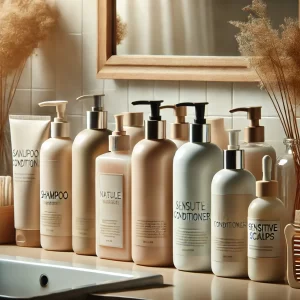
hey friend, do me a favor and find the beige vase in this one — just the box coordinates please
[0,122,12,176]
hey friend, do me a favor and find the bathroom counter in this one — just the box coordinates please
[0,245,300,300]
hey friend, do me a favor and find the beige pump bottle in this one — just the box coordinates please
[96,114,131,261]
[230,107,276,180]
[72,94,112,255]
[39,101,72,251]
[160,105,189,148]
[131,100,177,267]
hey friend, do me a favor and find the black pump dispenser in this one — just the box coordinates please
[176,102,211,143]
[131,100,165,139]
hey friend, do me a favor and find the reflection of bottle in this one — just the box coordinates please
[285,210,300,289]
[248,280,288,300]
[211,130,255,278]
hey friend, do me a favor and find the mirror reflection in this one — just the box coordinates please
[116,0,297,56]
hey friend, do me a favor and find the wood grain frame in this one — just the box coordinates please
[97,0,297,82]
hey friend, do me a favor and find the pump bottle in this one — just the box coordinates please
[211,130,256,277]
[160,105,189,148]
[72,94,112,255]
[39,101,72,251]
[96,114,131,261]
[173,102,222,272]
[230,107,276,180]
[131,100,177,267]
[248,155,285,282]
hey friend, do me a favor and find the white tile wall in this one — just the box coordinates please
[10,0,290,153]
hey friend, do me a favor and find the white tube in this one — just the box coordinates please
[9,115,51,247]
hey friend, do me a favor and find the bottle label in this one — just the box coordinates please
[248,219,281,258]
[211,194,253,262]
[173,200,211,256]
[97,174,123,248]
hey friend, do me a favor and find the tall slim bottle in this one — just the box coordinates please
[72,94,112,255]
[131,100,177,267]
[173,102,222,272]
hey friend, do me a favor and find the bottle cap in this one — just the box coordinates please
[38,101,69,138]
[176,102,210,143]
[77,94,107,129]
[160,105,189,141]
[122,112,144,127]
[256,155,278,197]
[224,129,244,169]
[229,107,264,143]
[109,114,130,151]
[131,101,166,139]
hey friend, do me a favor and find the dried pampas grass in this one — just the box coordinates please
[116,14,127,45]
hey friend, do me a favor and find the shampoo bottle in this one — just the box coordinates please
[173,102,222,272]
[160,105,189,148]
[211,130,256,277]
[72,94,112,255]
[39,101,72,251]
[96,114,131,261]
[131,100,177,266]
[230,107,276,180]
[248,155,285,282]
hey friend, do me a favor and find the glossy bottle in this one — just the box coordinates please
[72,94,112,255]
[96,114,131,261]
[39,101,72,251]
[131,100,177,267]
[211,130,256,277]
[173,102,222,272]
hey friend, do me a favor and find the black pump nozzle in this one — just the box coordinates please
[176,102,208,125]
[132,100,164,121]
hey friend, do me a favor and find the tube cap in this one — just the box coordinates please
[109,114,130,151]
[230,107,264,143]
[77,94,107,129]
[256,155,278,197]
[223,130,244,169]
[122,112,144,127]
[16,229,40,247]
[38,101,69,138]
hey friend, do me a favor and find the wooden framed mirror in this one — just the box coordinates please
[97,0,298,82]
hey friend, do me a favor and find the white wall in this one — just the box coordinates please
[10,0,289,155]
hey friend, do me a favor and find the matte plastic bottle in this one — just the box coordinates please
[72,94,112,255]
[96,114,131,261]
[173,102,222,272]
[39,101,72,251]
[211,130,256,277]
[248,155,285,282]
[160,105,189,148]
[131,100,177,267]
[230,107,276,180]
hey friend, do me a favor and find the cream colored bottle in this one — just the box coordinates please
[72,94,112,255]
[39,101,72,251]
[131,100,177,267]
[230,107,276,180]
[160,105,189,148]
[248,155,285,282]
[122,112,144,152]
[96,114,131,261]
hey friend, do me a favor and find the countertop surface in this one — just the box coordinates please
[0,245,299,300]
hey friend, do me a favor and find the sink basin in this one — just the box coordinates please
[0,255,163,299]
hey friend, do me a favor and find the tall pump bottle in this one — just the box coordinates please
[39,101,72,251]
[230,107,276,180]
[160,105,189,148]
[211,130,256,277]
[131,100,177,267]
[173,102,222,272]
[72,94,112,255]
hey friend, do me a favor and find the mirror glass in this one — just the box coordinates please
[116,0,297,56]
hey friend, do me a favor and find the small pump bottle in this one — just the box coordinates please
[39,101,72,251]
[173,102,222,272]
[230,107,276,180]
[211,130,256,277]
[96,114,131,261]
[122,112,144,152]
[248,155,285,282]
[72,94,112,255]
[131,100,177,267]
[160,105,189,148]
